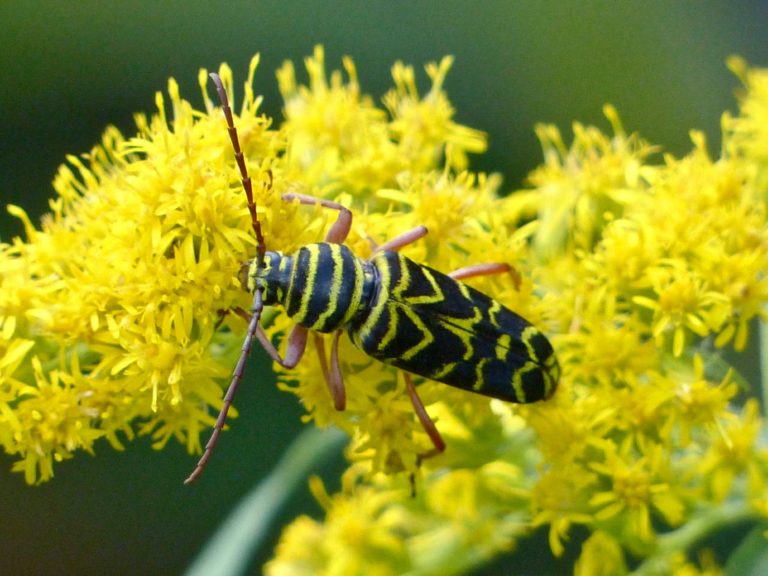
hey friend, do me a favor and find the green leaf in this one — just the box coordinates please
[184,426,346,576]
[725,525,768,576]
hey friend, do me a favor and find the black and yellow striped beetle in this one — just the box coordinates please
[184,73,560,483]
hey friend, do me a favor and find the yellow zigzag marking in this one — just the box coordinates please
[397,264,443,305]
[511,362,537,402]
[487,299,503,329]
[521,326,543,364]
[445,282,484,330]
[495,334,511,360]
[473,358,489,391]
[431,361,457,380]
[398,306,434,361]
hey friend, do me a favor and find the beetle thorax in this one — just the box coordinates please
[244,243,375,333]
[241,250,291,306]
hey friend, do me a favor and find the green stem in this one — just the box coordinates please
[184,426,347,576]
[633,502,756,575]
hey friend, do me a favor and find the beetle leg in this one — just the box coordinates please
[404,372,445,458]
[255,324,308,369]
[231,306,251,322]
[281,192,352,244]
[449,262,521,290]
[313,331,346,410]
[449,262,509,280]
[372,225,429,254]
[328,330,345,409]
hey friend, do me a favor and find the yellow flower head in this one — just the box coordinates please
[1,57,283,482]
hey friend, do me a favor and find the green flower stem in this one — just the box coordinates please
[184,426,347,576]
[634,502,756,575]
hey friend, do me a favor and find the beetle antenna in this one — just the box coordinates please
[185,290,264,484]
[209,72,267,266]
[186,73,270,484]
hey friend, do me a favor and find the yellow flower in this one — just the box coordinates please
[4,48,768,576]
[589,438,685,543]
[574,531,627,576]
[1,56,283,482]
[725,56,768,189]
[668,550,723,576]
[268,57,768,574]
[267,459,538,576]
[4,356,104,484]
[277,46,484,198]
[512,104,657,258]
[382,56,487,173]
[634,261,730,357]
[673,354,738,446]
[697,400,763,502]
[531,464,596,556]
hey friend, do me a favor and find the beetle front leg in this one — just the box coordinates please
[281,192,352,244]
[255,323,308,369]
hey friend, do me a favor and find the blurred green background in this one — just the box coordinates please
[1,2,766,574]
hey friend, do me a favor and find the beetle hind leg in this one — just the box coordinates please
[404,372,446,459]
[449,262,521,290]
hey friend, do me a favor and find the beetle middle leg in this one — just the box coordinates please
[313,331,346,410]
[372,225,429,253]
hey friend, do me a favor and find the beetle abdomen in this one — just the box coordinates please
[349,251,559,403]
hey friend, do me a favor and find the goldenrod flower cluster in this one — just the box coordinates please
[2,47,767,573]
